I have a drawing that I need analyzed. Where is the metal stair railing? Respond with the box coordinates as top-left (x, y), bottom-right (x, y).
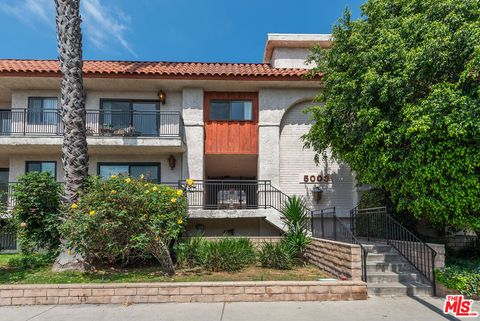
top-left (311, 207), bottom-right (369, 282)
top-left (350, 206), bottom-right (437, 294)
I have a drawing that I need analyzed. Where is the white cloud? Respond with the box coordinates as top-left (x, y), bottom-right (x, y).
top-left (0, 0), bottom-right (53, 28)
top-left (82, 0), bottom-right (136, 57)
top-left (0, 0), bottom-right (135, 57)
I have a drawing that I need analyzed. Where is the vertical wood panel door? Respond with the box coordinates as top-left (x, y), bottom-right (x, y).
top-left (204, 92), bottom-right (258, 155)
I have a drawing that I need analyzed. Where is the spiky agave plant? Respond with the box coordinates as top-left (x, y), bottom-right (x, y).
top-left (280, 196), bottom-right (311, 258)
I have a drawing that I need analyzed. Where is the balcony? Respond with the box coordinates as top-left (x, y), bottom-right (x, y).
top-left (0, 109), bottom-right (185, 152)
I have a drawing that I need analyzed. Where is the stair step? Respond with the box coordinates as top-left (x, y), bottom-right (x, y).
top-left (367, 272), bottom-right (418, 283)
top-left (366, 261), bottom-right (414, 273)
top-left (364, 244), bottom-right (393, 252)
top-left (366, 252), bottom-right (405, 262)
top-left (368, 282), bottom-right (432, 297)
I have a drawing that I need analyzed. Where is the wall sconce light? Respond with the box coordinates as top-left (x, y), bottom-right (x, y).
top-left (168, 155), bottom-right (176, 170)
top-left (312, 186), bottom-right (323, 204)
top-left (158, 90), bottom-right (166, 104)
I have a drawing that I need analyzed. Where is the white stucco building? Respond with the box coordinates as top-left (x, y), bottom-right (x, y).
top-left (0, 34), bottom-right (360, 237)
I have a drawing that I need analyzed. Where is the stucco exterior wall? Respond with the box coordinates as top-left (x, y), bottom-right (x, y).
top-left (279, 101), bottom-right (357, 215)
top-left (182, 88), bottom-right (204, 180)
top-left (186, 217), bottom-right (281, 237)
top-left (11, 89), bottom-right (182, 112)
top-left (7, 153), bottom-right (183, 183)
top-left (271, 48), bottom-right (315, 69)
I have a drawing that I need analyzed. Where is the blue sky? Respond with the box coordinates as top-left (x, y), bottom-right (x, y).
top-left (0, 0), bottom-right (364, 63)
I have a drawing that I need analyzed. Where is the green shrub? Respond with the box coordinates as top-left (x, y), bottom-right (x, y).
top-left (8, 253), bottom-right (56, 269)
top-left (12, 172), bottom-right (62, 254)
top-left (436, 259), bottom-right (480, 298)
top-left (174, 236), bottom-right (208, 268)
top-left (258, 241), bottom-right (294, 270)
top-left (280, 196), bottom-right (311, 258)
top-left (61, 176), bottom-right (188, 269)
top-left (201, 238), bottom-right (256, 272)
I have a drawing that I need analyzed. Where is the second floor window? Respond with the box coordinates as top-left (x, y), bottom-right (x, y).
top-left (210, 100), bottom-right (253, 121)
top-left (27, 97), bottom-right (58, 125)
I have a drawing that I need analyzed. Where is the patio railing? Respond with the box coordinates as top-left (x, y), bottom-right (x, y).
top-left (0, 109), bottom-right (184, 138)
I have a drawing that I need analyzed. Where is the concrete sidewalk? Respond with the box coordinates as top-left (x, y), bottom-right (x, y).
top-left (0, 297), bottom-right (477, 321)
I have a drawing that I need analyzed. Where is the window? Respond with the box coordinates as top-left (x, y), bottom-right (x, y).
top-left (98, 163), bottom-right (160, 182)
top-left (100, 100), bottom-right (159, 135)
top-left (210, 100), bottom-right (253, 121)
top-left (26, 161), bottom-right (57, 179)
top-left (27, 97), bottom-right (58, 124)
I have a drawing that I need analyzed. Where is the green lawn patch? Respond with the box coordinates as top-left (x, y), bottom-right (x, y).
top-left (0, 254), bottom-right (328, 284)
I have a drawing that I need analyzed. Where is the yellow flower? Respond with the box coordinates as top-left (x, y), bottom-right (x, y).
top-left (111, 175), bottom-right (116, 179)
top-left (186, 178), bottom-right (194, 186)
top-left (70, 203), bottom-right (78, 209)
top-left (171, 197), bottom-right (177, 203)
top-left (111, 190), bottom-right (117, 194)
top-left (67, 250), bottom-right (71, 256)
top-left (89, 210), bottom-right (96, 216)
top-left (125, 178), bottom-right (132, 183)
top-left (176, 189), bottom-right (183, 196)
top-left (177, 218), bottom-right (183, 225)
top-left (152, 186), bottom-right (158, 191)
top-left (145, 190), bottom-right (150, 194)
top-left (144, 183), bottom-right (149, 187)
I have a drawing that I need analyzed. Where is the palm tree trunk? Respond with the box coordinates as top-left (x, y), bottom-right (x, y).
top-left (52, 0), bottom-right (88, 272)
top-left (56, 0), bottom-right (88, 203)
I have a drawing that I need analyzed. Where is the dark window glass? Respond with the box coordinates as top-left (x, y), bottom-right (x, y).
top-left (209, 100), bottom-right (253, 121)
top-left (210, 101), bottom-right (230, 120)
top-left (99, 163), bottom-right (160, 182)
top-left (130, 165), bottom-right (158, 181)
top-left (99, 165), bottom-right (129, 178)
top-left (100, 100), bottom-right (159, 135)
top-left (27, 98), bottom-right (58, 124)
top-left (26, 161), bottom-right (57, 179)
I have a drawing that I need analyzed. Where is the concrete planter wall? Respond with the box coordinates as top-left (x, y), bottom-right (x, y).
top-left (305, 238), bottom-right (362, 281)
top-left (0, 281), bottom-right (367, 306)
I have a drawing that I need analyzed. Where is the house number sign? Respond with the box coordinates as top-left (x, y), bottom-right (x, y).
top-left (301, 174), bottom-right (331, 184)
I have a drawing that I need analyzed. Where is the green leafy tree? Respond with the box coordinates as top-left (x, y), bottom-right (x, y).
top-left (61, 176), bottom-right (188, 274)
top-left (304, 0), bottom-right (480, 234)
top-left (12, 172), bottom-right (62, 254)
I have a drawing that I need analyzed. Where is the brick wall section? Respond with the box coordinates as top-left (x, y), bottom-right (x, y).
top-left (305, 238), bottom-right (362, 281)
top-left (0, 281), bottom-right (367, 306)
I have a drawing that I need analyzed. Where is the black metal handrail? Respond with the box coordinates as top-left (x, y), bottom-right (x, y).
top-left (0, 109), bottom-right (184, 138)
top-left (350, 206), bottom-right (437, 293)
top-left (311, 208), bottom-right (368, 281)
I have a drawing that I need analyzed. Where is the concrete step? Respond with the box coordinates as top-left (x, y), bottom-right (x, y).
top-left (366, 261), bottom-right (414, 273)
top-left (366, 252), bottom-right (406, 263)
top-left (364, 244), bottom-right (395, 253)
top-left (367, 272), bottom-right (418, 283)
top-left (368, 282), bottom-right (432, 297)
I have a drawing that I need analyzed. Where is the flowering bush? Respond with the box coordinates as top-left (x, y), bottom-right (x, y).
top-left (61, 176), bottom-right (188, 273)
top-left (12, 172), bottom-right (62, 254)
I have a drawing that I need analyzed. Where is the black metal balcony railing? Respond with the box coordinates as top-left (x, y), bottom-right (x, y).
top-left (0, 109), bottom-right (184, 138)
top-left (180, 180), bottom-right (293, 211)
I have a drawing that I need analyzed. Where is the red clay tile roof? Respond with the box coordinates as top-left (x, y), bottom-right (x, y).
top-left (0, 59), bottom-right (319, 81)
